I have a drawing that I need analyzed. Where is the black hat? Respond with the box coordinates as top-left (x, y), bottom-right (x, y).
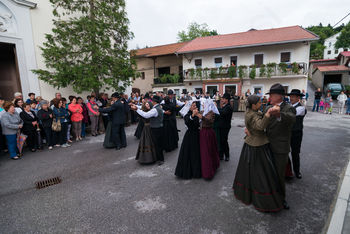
top-left (144, 93), bottom-right (150, 99)
top-left (152, 95), bottom-right (161, 103)
top-left (288, 89), bottom-right (305, 97)
top-left (222, 93), bottom-right (231, 100)
top-left (167, 89), bottom-right (174, 95)
top-left (266, 83), bottom-right (286, 95)
top-left (111, 92), bottom-right (120, 98)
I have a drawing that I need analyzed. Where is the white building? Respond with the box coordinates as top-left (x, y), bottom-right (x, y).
top-left (177, 25), bottom-right (319, 96)
top-left (0, 0), bottom-right (131, 101)
top-left (323, 32), bottom-right (349, 59)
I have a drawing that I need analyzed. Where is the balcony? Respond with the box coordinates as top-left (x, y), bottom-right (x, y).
top-left (152, 74), bottom-right (184, 87)
top-left (183, 62), bottom-right (308, 81)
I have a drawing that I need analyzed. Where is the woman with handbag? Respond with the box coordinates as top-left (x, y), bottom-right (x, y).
top-left (52, 99), bottom-right (71, 148)
top-left (37, 100), bottom-right (54, 150)
top-left (20, 103), bottom-right (39, 152)
top-left (1, 102), bottom-right (23, 160)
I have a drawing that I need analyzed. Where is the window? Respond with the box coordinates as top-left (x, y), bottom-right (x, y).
top-left (141, 72), bottom-right (145, 80)
top-left (335, 49), bottom-right (339, 54)
top-left (224, 85), bottom-right (237, 96)
top-left (254, 54), bottom-right (264, 67)
top-left (327, 50), bottom-right (331, 54)
top-left (195, 88), bottom-right (203, 94)
top-left (253, 87), bottom-right (262, 95)
top-left (174, 89), bottom-right (180, 97)
top-left (280, 52), bottom-right (291, 63)
top-left (230, 56), bottom-right (237, 66)
top-left (194, 59), bottom-right (202, 68)
top-left (182, 89), bottom-right (187, 94)
top-left (206, 85), bottom-right (218, 96)
top-left (329, 42), bottom-right (331, 47)
top-left (214, 57), bottom-right (223, 67)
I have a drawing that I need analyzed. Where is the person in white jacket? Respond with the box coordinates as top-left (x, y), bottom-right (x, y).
top-left (337, 91), bottom-right (347, 114)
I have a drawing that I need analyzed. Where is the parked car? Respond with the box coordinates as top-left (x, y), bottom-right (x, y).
top-left (323, 83), bottom-right (345, 98)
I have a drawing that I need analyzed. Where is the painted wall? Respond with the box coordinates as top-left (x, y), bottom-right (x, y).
top-left (182, 42), bottom-right (311, 70)
top-left (323, 33), bottom-right (349, 60)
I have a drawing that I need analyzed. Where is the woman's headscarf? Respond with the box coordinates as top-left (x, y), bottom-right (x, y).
top-left (203, 99), bottom-right (220, 116)
top-left (179, 100), bottom-right (193, 117)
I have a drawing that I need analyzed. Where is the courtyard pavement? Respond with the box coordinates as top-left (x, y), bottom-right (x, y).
top-left (0, 110), bottom-right (349, 234)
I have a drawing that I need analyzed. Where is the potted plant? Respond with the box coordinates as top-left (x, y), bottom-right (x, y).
top-left (278, 62), bottom-right (288, 74)
top-left (188, 68), bottom-right (195, 79)
top-left (259, 64), bottom-right (266, 77)
top-left (196, 67), bottom-right (203, 80)
top-left (266, 62), bottom-right (276, 78)
top-left (210, 68), bottom-right (217, 79)
top-left (238, 65), bottom-right (247, 79)
top-left (160, 75), bottom-right (168, 83)
top-left (249, 65), bottom-right (256, 79)
top-left (228, 65), bottom-right (237, 78)
top-left (292, 62), bottom-right (299, 74)
top-left (203, 67), bottom-right (209, 79)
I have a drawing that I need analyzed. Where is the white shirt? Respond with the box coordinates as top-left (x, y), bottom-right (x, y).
top-left (292, 102), bottom-right (306, 116)
top-left (337, 94), bottom-right (347, 103)
top-left (136, 104), bottom-right (159, 119)
top-left (160, 99), bottom-right (185, 106)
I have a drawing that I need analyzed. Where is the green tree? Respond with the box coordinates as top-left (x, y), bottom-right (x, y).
top-left (33, 0), bottom-right (136, 94)
top-left (177, 22), bottom-right (218, 42)
top-left (306, 23), bottom-right (344, 59)
top-left (335, 21), bottom-right (350, 49)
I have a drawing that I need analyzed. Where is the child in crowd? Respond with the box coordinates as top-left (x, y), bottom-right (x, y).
top-left (319, 98), bottom-right (324, 112)
top-left (324, 93), bottom-right (333, 114)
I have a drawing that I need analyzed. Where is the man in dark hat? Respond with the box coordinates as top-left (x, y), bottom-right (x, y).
top-left (264, 83), bottom-right (296, 209)
top-left (217, 92), bottom-right (233, 161)
top-left (287, 89), bottom-right (307, 179)
top-left (131, 96), bottom-right (165, 165)
top-left (99, 92), bottom-right (127, 150)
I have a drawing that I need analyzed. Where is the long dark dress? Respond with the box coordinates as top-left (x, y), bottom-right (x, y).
top-left (213, 114), bottom-right (221, 152)
top-left (136, 119), bottom-right (157, 164)
top-left (175, 112), bottom-right (201, 179)
top-left (134, 117), bottom-right (144, 139)
top-left (103, 120), bottom-right (116, 148)
top-left (200, 111), bottom-right (220, 180)
top-left (162, 100), bottom-right (179, 152)
top-left (233, 109), bottom-right (283, 212)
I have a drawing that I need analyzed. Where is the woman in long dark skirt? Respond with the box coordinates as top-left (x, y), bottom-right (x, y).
top-left (134, 93), bottom-right (151, 139)
top-left (175, 101), bottom-right (201, 179)
top-left (136, 102), bottom-right (157, 164)
top-left (162, 97), bottom-right (178, 152)
top-left (200, 100), bottom-right (220, 180)
top-left (103, 113), bottom-right (116, 148)
top-left (233, 95), bottom-right (283, 212)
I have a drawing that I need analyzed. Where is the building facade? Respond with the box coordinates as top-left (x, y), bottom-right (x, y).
top-left (323, 32), bottom-right (349, 60)
top-left (0, 0), bottom-right (131, 101)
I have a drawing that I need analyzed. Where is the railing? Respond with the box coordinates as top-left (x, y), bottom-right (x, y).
top-left (183, 62), bottom-right (308, 80)
top-left (153, 74), bottom-right (184, 85)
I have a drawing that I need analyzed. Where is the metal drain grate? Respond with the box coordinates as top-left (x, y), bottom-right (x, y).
top-left (35, 177), bottom-right (62, 189)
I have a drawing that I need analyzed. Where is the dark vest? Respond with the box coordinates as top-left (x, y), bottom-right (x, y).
top-left (150, 105), bottom-right (163, 128)
top-left (292, 102), bottom-right (307, 132)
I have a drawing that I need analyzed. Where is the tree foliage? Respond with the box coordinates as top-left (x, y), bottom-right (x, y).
top-left (177, 22), bottom-right (218, 42)
top-left (335, 21), bottom-right (350, 49)
top-left (306, 23), bottom-right (344, 59)
top-left (33, 0), bottom-right (136, 94)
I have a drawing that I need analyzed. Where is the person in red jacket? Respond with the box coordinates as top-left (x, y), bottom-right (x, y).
top-left (68, 97), bottom-right (83, 141)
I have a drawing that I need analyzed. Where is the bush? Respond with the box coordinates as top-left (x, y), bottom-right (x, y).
top-left (259, 64), bottom-right (266, 77)
top-left (249, 65), bottom-right (256, 79)
top-left (228, 66), bottom-right (237, 77)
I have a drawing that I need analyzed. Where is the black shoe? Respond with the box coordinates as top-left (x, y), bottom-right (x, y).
top-left (283, 200), bottom-right (290, 210)
top-left (219, 157), bottom-right (224, 161)
top-left (158, 161), bottom-right (164, 166)
top-left (295, 172), bottom-right (302, 179)
top-left (115, 147), bottom-right (121, 150)
top-left (225, 157), bottom-right (230, 161)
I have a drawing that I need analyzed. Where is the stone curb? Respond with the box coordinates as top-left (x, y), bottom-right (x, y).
top-left (327, 159), bottom-right (350, 234)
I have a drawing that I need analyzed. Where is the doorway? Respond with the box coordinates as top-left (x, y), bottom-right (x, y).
top-left (324, 74), bottom-right (342, 87)
top-left (0, 42), bottom-right (21, 100)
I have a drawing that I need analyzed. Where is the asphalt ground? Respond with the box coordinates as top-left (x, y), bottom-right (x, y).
top-left (0, 111), bottom-right (349, 234)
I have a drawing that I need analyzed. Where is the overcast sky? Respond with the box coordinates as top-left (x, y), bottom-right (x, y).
top-left (125, 0), bottom-right (350, 49)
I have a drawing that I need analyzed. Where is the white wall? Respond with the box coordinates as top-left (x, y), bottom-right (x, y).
top-left (323, 33), bottom-right (349, 59)
top-left (182, 42), bottom-right (311, 70)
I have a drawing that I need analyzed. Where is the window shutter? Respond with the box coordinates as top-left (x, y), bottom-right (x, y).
top-left (254, 54), bottom-right (263, 67)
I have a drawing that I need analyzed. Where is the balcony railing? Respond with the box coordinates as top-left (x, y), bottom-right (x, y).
top-left (183, 62), bottom-right (308, 80)
top-left (153, 74), bottom-right (184, 85)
